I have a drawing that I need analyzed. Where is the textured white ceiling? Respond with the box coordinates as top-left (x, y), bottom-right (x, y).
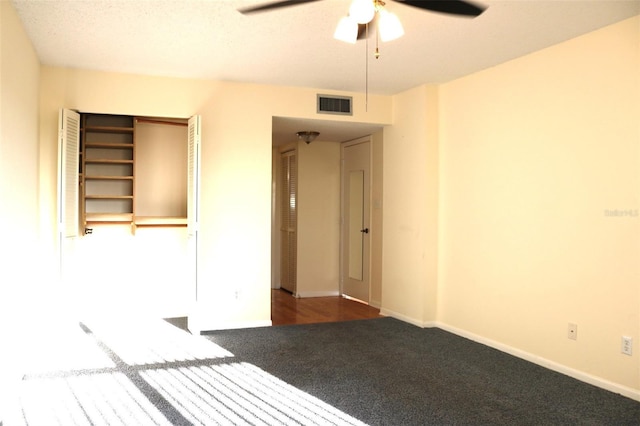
top-left (11, 0), bottom-right (640, 144)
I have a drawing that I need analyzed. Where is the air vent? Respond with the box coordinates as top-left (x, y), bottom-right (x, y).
top-left (317, 94), bottom-right (352, 116)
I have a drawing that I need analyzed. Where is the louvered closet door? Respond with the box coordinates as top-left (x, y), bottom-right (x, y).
top-left (59, 109), bottom-right (80, 238)
top-left (187, 115), bottom-right (201, 302)
top-left (187, 116), bottom-right (201, 236)
top-left (57, 108), bottom-right (80, 287)
top-left (280, 150), bottom-right (297, 293)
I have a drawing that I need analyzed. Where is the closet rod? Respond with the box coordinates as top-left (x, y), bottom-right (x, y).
top-left (136, 118), bottom-right (188, 127)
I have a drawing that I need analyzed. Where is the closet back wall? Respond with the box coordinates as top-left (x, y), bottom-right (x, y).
top-left (135, 119), bottom-right (188, 218)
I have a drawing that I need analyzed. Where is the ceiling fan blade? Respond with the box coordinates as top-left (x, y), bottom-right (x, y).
top-left (238, 0), bottom-right (323, 14)
top-left (395, 0), bottom-right (486, 17)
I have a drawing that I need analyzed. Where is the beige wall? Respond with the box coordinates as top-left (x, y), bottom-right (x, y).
top-left (0, 0), bottom-right (41, 416)
top-left (381, 85), bottom-right (439, 324)
top-left (370, 130), bottom-right (384, 308)
top-left (437, 17), bottom-right (639, 394)
top-left (0, 2), bottom-right (41, 315)
top-left (296, 140), bottom-right (341, 297)
top-left (378, 16), bottom-right (639, 398)
top-left (1, 1), bottom-right (41, 282)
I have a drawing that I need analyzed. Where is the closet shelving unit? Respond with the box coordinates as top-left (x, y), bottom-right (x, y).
top-left (79, 113), bottom-right (189, 234)
top-left (81, 113), bottom-right (136, 233)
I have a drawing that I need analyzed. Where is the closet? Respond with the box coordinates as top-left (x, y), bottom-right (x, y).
top-left (58, 109), bottom-right (201, 318)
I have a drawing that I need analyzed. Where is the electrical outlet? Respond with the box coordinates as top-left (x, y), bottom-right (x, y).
top-left (568, 323), bottom-right (577, 340)
top-left (622, 336), bottom-right (632, 356)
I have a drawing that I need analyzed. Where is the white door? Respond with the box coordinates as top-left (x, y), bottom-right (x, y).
top-left (341, 137), bottom-right (371, 302)
top-left (58, 109), bottom-right (80, 286)
top-left (280, 149), bottom-right (297, 293)
top-left (187, 115), bottom-right (202, 303)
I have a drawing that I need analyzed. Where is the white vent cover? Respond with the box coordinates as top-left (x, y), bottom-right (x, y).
top-left (317, 94), bottom-right (352, 115)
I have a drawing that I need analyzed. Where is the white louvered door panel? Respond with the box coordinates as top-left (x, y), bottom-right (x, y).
top-left (187, 115), bottom-right (201, 236)
top-left (187, 115), bottom-right (201, 304)
top-left (58, 109), bottom-right (80, 238)
top-left (280, 150), bottom-right (297, 293)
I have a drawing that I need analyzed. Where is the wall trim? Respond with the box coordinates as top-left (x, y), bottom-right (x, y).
top-left (296, 290), bottom-right (340, 298)
top-left (190, 319), bottom-right (272, 335)
top-left (436, 322), bottom-right (640, 403)
top-left (378, 310), bottom-right (640, 402)
top-left (379, 307), bottom-right (437, 328)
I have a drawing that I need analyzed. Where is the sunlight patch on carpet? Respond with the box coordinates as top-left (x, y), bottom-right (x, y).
top-left (7, 316), bottom-right (368, 426)
top-left (82, 315), bottom-right (234, 365)
top-left (16, 372), bottom-right (172, 426)
top-left (19, 322), bottom-right (115, 376)
top-left (141, 362), bottom-right (367, 426)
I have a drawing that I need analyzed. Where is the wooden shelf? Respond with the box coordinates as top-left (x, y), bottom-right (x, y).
top-left (85, 213), bottom-right (133, 223)
top-left (84, 126), bottom-right (134, 133)
top-left (84, 175), bottom-right (133, 180)
top-left (85, 195), bottom-right (133, 199)
top-left (134, 216), bottom-right (188, 227)
top-left (85, 159), bottom-right (134, 164)
top-left (85, 142), bottom-right (133, 149)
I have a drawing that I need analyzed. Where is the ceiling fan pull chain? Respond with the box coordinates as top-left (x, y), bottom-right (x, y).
top-left (365, 23), bottom-right (369, 112)
top-left (375, 21), bottom-right (381, 59)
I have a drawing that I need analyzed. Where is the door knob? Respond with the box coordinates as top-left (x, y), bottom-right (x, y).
top-left (360, 228), bottom-right (369, 234)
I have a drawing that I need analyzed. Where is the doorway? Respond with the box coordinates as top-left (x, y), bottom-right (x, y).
top-left (270, 117), bottom-right (382, 318)
top-left (341, 137), bottom-right (371, 303)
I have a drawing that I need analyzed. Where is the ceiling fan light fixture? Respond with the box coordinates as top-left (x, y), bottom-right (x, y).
top-left (296, 131), bottom-right (320, 144)
top-left (349, 0), bottom-right (375, 24)
top-left (334, 16), bottom-right (358, 43)
top-left (378, 9), bottom-right (404, 42)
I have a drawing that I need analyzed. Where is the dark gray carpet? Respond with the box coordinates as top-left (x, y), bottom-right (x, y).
top-left (204, 317), bottom-right (640, 426)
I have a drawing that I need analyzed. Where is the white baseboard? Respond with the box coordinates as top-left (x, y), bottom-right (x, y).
top-left (377, 310), bottom-right (640, 402)
top-left (379, 307), bottom-right (438, 328)
top-left (189, 319), bottom-right (272, 334)
top-left (295, 290), bottom-right (340, 298)
top-left (436, 322), bottom-right (640, 403)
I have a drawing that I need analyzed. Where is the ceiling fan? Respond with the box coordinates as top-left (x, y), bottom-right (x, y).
top-left (239, 0), bottom-right (487, 44)
top-left (239, 0), bottom-right (486, 108)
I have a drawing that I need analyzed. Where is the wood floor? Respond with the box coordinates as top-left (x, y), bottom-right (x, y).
top-left (271, 289), bottom-right (381, 326)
